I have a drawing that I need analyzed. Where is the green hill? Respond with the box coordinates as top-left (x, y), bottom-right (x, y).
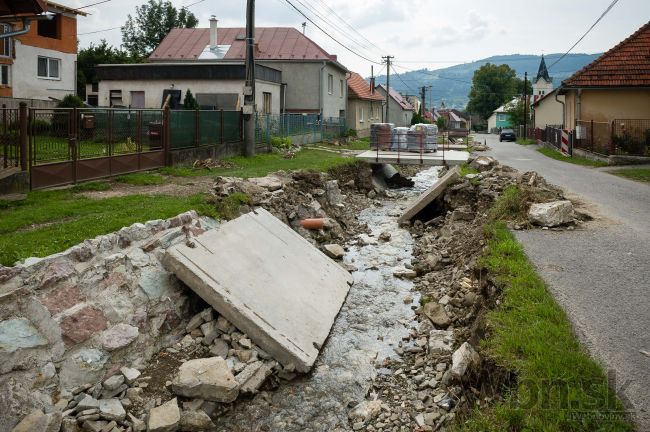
top-left (374, 53), bottom-right (601, 109)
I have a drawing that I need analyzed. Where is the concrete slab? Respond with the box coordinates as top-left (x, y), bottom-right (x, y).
top-left (356, 150), bottom-right (469, 166)
top-left (397, 167), bottom-right (460, 224)
top-left (163, 208), bottom-right (353, 372)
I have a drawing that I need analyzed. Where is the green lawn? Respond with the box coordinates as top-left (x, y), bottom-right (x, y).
top-left (458, 212), bottom-right (633, 430)
top-left (313, 137), bottom-right (371, 151)
top-left (163, 149), bottom-right (353, 179)
top-left (537, 147), bottom-right (608, 167)
top-left (0, 191), bottom-right (217, 266)
top-left (607, 167), bottom-right (650, 183)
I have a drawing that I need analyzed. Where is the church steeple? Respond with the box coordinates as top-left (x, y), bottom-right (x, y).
top-left (536, 55), bottom-right (551, 83)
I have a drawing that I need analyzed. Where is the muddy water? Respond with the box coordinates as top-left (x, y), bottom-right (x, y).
top-left (216, 167), bottom-right (442, 432)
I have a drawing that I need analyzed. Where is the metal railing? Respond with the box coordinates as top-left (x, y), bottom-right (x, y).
top-left (575, 120), bottom-right (612, 156)
top-left (255, 113), bottom-right (346, 147)
top-left (1, 106), bottom-right (19, 169)
top-left (611, 119), bottom-right (650, 156)
top-left (370, 129), bottom-right (444, 165)
top-left (169, 109), bottom-right (242, 150)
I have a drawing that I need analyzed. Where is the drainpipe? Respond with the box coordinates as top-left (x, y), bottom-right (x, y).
top-left (0, 19), bottom-right (33, 39)
top-left (555, 88), bottom-right (566, 129)
top-left (576, 88), bottom-right (582, 127)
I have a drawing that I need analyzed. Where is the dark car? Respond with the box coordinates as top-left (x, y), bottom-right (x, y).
top-left (499, 129), bottom-right (516, 142)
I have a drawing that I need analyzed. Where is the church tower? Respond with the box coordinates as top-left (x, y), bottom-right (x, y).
top-left (532, 55), bottom-right (554, 101)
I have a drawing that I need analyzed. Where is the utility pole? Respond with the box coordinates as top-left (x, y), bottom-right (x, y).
top-left (382, 56), bottom-right (394, 123)
top-left (302, 22), bottom-right (306, 34)
top-left (243, 0), bottom-right (256, 156)
top-left (523, 71), bottom-right (528, 139)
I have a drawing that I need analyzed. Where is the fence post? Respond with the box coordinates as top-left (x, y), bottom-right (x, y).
top-left (590, 120), bottom-right (594, 153)
top-left (610, 120), bottom-right (615, 155)
top-left (19, 102), bottom-right (28, 171)
top-left (71, 107), bottom-right (77, 184)
top-left (194, 109), bottom-right (200, 147)
top-left (220, 109), bottom-right (224, 145)
top-left (163, 106), bottom-right (170, 166)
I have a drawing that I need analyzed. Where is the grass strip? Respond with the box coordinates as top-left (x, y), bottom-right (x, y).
top-left (537, 147), bottom-right (608, 167)
top-left (0, 191), bottom-right (216, 266)
top-left (457, 219), bottom-right (633, 431)
top-left (607, 167), bottom-right (650, 183)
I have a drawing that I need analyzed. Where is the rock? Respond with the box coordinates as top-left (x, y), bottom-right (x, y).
top-left (348, 400), bottom-right (382, 423)
top-left (119, 367), bottom-right (141, 385)
top-left (462, 292), bottom-right (478, 307)
top-left (215, 316), bottom-right (234, 334)
top-left (325, 180), bottom-right (344, 206)
top-left (39, 261), bottom-right (75, 289)
top-left (60, 305), bottom-right (108, 346)
top-left (209, 339), bottom-right (229, 358)
top-left (323, 244), bottom-right (345, 259)
top-left (147, 398), bottom-right (180, 432)
top-left (98, 398), bottom-right (125, 421)
top-left (469, 156), bottom-right (497, 172)
top-left (128, 413), bottom-right (146, 432)
top-left (528, 200), bottom-right (574, 227)
top-left (76, 395), bottom-right (100, 411)
top-left (60, 417), bottom-right (79, 432)
top-left (200, 320), bottom-right (219, 345)
top-left (0, 318), bottom-right (48, 352)
top-left (100, 323), bottom-right (139, 351)
top-left (451, 342), bottom-right (481, 380)
top-left (171, 357), bottom-right (239, 403)
top-left (249, 176), bottom-right (283, 191)
top-left (379, 231), bottom-right (391, 241)
top-left (429, 330), bottom-right (454, 355)
top-left (236, 361), bottom-right (273, 394)
top-left (422, 303), bottom-right (451, 328)
top-left (11, 409), bottom-right (61, 432)
top-left (179, 410), bottom-right (215, 431)
top-left (451, 206), bottom-right (474, 221)
top-left (103, 374), bottom-right (125, 391)
top-left (393, 268), bottom-right (417, 279)
top-left (80, 420), bottom-right (106, 432)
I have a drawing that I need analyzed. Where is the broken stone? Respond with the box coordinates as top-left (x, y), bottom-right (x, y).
top-left (76, 395), bottom-right (100, 411)
top-left (199, 320), bottom-right (219, 345)
top-left (215, 316), bottom-right (234, 334)
top-left (528, 200), bottom-right (574, 227)
top-left (393, 268), bottom-right (417, 279)
top-left (128, 413), bottom-right (146, 432)
top-left (235, 361), bottom-right (273, 394)
top-left (171, 357), bottom-right (239, 403)
top-left (379, 231), bottom-right (391, 241)
top-left (422, 303), bottom-right (451, 328)
top-left (325, 180), bottom-right (344, 206)
top-left (0, 318), bottom-right (48, 353)
top-left (348, 400), bottom-right (382, 423)
top-left (323, 244), bottom-right (345, 259)
top-left (98, 398), bottom-right (125, 421)
top-left (147, 398), bottom-right (180, 432)
top-left (179, 410), bottom-right (215, 431)
top-left (60, 306), bottom-right (108, 346)
top-left (185, 313), bottom-right (205, 333)
top-left (100, 323), bottom-right (139, 351)
top-left (119, 367), bottom-right (141, 385)
top-left (11, 409), bottom-right (61, 432)
top-left (451, 342), bottom-right (481, 380)
top-left (102, 374), bottom-right (125, 391)
top-left (209, 339), bottom-right (229, 358)
top-left (469, 156), bottom-right (497, 172)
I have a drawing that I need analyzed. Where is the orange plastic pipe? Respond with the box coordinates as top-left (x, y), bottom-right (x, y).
top-left (300, 218), bottom-right (325, 230)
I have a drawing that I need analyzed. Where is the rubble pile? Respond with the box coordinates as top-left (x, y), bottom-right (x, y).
top-left (353, 159), bottom-right (577, 431)
top-left (191, 158), bottom-right (237, 170)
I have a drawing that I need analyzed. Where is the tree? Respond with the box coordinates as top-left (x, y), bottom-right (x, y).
top-left (183, 89), bottom-right (199, 109)
top-left (411, 112), bottom-right (424, 125)
top-left (504, 98), bottom-right (530, 131)
top-left (467, 63), bottom-right (522, 120)
top-left (436, 116), bottom-right (448, 131)
top-left (121, 0), bottom-right (198, 59)
top-left (77, 40), bottom-right (134, 98)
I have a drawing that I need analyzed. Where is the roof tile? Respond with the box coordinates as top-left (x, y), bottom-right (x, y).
top-left (347, 72), bottom-right (384, 101)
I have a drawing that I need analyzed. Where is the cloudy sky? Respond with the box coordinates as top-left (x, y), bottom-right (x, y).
top-left (72, 0), bottom-right (648, 75)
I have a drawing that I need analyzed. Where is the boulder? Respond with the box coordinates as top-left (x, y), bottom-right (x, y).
top-left (323, 244), bottom-right (345, 260)
top-left (171, 357), bottom-right (239, 403)
top-left (451, 342), bottom-right (481, 380)
top-left (98, 398), bottom-right (125, 421)
top-left (147, 398), bottom-right (180, 432)
top-left (422, 302), bottom-right (451, 328)
top-left (11, 410), bottom-right (61, 432)
top-left (528, 200), bottom-right (574, 227)
top-left (469, 156), bottom-right (497, 172)
top-left (179, 410), bottom-right (215, 431)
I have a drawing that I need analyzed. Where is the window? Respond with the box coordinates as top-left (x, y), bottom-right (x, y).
top-left (109, 90), bottom-right (122, 107)
top-left (0, 65), bottom-right (8, 85)
top-left (130, 91), bottom-right (145, 108)
top-left (340, 79), bottom-right (344, 98)
top-left (91, 82), bottom-right (99, 92)
top-left (327, 74), bottom-right (333, 95)
top-left (37, 15), bottom-right (60, 39)
top-left (263, 92), bottom-right (272, 114)
top-left (37, 56), bottom-right (60, 79)
top-left (497, 113), bottom-right (507, 121)
top-left (87, 95), bottom-right (98, 106)
top-left (358, 106), bottom-right (364, 122)
top-left (0, 24), bottom-right (12, 57)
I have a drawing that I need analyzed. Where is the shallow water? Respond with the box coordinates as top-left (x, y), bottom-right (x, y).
top-left (216, 167), bottom-right (441, 432)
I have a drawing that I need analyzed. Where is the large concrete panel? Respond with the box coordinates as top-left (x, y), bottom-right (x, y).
top-left (163, 208), bottom-right (353, 372)
top-left (398, 167), bottom-right (460, 224)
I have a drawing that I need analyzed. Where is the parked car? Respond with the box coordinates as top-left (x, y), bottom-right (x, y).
top-left (499, 129), bottom-right (516, 142)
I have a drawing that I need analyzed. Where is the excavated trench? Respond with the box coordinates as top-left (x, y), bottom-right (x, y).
top-left (214, 168), bottom-right (442, 431)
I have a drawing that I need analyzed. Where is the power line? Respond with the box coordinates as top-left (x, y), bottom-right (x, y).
top-left (78, 26), bottom-right (122, 36)
top-left (281, 0), bottom-right (382, 65)
top-left (391, 64), bottom-right (416, 94)
top-left (75, 0), bottom-right (113, 9)
top-left (547, 0), bottom-right (620, 70)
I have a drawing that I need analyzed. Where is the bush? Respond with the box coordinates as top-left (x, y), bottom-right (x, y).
top-left (345, 128), bottom-right (358, 138)
top-left (613, 131), bottom-right (647, 155)
top-left (270, 135), bottom-right (292, 149)
top-left (57, 94), bottom-right (84, 108)
top-left (436, 116), bottom-right (448, 131)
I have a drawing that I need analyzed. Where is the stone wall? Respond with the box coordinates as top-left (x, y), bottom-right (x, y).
top-left (0, 211), bottom-right (218, 431)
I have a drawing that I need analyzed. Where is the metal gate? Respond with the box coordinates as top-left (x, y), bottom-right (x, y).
top-left (29, 108), bottom-right (167, 190)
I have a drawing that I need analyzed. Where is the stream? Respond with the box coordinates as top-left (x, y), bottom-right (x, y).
top-left (216, 167), bottom-right (442, 432)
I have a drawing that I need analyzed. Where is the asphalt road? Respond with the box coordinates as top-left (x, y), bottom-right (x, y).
top-left (478, 134), bottom-right (650, 430)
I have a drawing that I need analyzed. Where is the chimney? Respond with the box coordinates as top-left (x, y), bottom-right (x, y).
top-left (209, 16), bottom-right (218, 49)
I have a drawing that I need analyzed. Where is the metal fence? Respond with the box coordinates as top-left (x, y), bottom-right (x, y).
top-left (1, 107), bottom-right (19, 169)
top-left (575, 120), bottom-right (612, 156)
top-left (169, 109), bottom-right (242, 150)
top-left (611, 119), bottom-right (650, 156)
top-left (255, 113), bottom-right (346, 147)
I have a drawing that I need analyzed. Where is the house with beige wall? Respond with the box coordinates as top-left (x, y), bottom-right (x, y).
top-left (532, 88), bottom-right (565, 128)
top-left (346, 72), bottom-right (383, 137)
top-left (558, 21), bottom-right (650, 127)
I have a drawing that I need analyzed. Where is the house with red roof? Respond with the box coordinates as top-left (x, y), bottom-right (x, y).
top-left (346, 72), bottom-right (383, 137)
top-left (558, 21), bottom-right (650, 127)
top-left (375, 84), bottom-right (414, 127)
top-left (89, 18), bottom-right (348, 118)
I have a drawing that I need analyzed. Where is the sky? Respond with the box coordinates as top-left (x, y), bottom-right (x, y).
top-left (71, 0), bottom-right (649, 76)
